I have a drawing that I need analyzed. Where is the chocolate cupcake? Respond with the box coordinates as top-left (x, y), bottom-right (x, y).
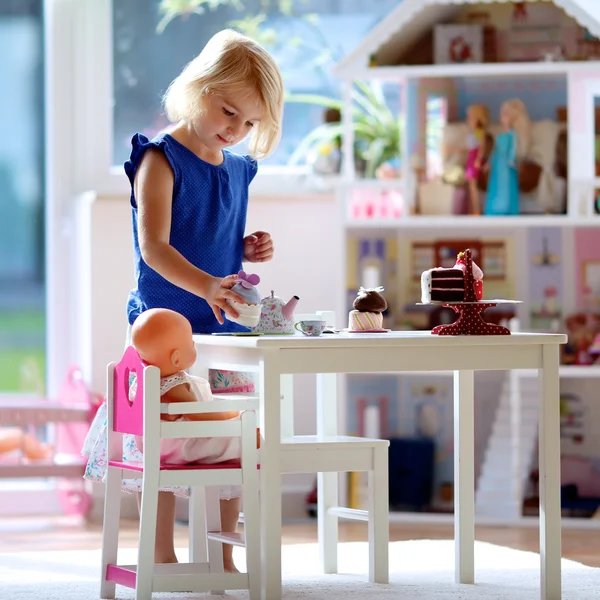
top-left (348, 286), bottom-right (388, 331)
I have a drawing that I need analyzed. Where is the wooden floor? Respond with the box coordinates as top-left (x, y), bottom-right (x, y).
top-left (0, 516), bottom-right (598, 568)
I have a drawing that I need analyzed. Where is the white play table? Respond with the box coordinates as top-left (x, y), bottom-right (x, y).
top-left (192, 330), bottom-right (566, 600)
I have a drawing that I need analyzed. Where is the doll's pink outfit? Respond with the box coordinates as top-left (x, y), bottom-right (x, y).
top-left (132, 371), bottom-right (243, 465)
top-left (465, 129), bottom-right (484, 180)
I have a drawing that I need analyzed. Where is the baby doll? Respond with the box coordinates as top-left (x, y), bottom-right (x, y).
top-left (465, 103), bottom-right (490, 215)
top-left (485, 98), bottom-right (531, 216)
top-left (130, 307), bottom-right (260, 464)
top-left (0, 428), bottom-right (53, 460)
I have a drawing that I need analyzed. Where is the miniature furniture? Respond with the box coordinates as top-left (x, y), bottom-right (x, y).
top-left (0, 365), bottom-right (98, 516)
top-left (100, 346), bottom-right (261, 600)
top-left (193, 329), bottom-right (566, 600)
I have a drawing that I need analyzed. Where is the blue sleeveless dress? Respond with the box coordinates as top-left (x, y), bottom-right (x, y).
top-left (124, 133), bottom-right (258, 333)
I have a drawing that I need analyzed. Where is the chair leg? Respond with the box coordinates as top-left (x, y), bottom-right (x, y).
top-left (318, 471), bottom-right (339, 574)
top-left (205, 486), bottom-right (224, 595)
top-left (242, 472), bottom-right (261, 599)
top-left (368, 447), bottom-right (389, 584)
top-left (189, 486), bottom-right (208, 563)
top-left (135, 478), bottom-right (160, 600)
top-left (100, 468), bottom-right (123, 599)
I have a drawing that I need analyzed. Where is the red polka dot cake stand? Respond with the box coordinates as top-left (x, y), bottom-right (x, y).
top-left (428, 249), bottom-right (521, 336)
top-left (432, 301), bottom-right (514, 336)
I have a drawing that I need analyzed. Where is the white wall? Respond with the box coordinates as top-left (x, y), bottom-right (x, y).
top-left (76, 191), bottom-right (343, 517)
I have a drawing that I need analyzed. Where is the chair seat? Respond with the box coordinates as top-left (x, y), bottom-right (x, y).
top-left (108, 459), bottom-right (241, 472)
top-left (281, 434), bottom-right (389, 448)
top-left (279, 435), bottom-right (389, 474)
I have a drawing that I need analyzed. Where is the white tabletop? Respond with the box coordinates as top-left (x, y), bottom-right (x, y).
top-left (193, 330), bottom-right (567, 349)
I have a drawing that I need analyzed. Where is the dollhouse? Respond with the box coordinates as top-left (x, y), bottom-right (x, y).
top-left (331, 0), bottom-right (600, 525)
top-left (332, 0), bottom-right (600, 221)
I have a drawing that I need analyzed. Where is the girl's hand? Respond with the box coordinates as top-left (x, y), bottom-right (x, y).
top-left (205, 274), bottom-right (247, 324)
top-left (243, 231), bottom-right (274, 263)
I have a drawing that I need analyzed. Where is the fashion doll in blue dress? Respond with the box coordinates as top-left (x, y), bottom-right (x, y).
top-left (485, 98), bottom-right (531, 216)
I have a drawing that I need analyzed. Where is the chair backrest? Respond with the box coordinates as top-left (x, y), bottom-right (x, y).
top-left (109, 345), bottom-right (158, 437)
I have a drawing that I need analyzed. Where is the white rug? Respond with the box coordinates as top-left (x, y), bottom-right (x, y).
top-left (0, 540), bottom-right (597, 599)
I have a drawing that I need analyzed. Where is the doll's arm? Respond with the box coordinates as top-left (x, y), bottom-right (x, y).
top-left (162, 384), bottom-right (241, 421)
top-left (509, 131), bottom-right (517, 168)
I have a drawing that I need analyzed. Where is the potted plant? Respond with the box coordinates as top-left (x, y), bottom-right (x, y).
top-left (286, 81), bottom-right (402, 179)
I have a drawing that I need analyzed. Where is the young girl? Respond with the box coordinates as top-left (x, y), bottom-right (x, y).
top-left (82, 29), bottom-right (284, 571)
top-left (465, 103), bottom-right (490, 215)
top-left (484, 98), bottom-right (531, 216)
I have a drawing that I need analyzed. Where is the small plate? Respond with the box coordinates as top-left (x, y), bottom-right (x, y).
top-left (211, 332), bottom-right (263, 336)
top-left (344, 328), bottom-right (391, 334)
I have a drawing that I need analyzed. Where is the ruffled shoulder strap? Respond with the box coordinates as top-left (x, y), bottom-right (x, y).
top-left (243, 154), bottom-right (258, 184)
top-left (128, 370), bottom-right (189, 401)
top-left (159, 371), bottom-right (189, 395)
top-left (124, 133), bottom-right (180, 207)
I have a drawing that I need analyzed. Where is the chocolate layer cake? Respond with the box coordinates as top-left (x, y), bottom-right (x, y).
top-left (421, 268), bottom-right (465, 303)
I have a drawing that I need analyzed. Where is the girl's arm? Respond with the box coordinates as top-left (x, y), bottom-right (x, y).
top-left (134, 150), bottom-right (245, 322)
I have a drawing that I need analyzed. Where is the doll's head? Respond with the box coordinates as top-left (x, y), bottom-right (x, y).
top-left (131, 308), bottom-right (197, 376)
top-left (162, 29), bottom-right (284, 160)
top-left (467, 104), bottom-right (490, 131)
top-left (499, 98), bottom-right (531, 157)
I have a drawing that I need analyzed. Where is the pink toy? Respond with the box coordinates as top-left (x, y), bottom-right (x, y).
top-left (0, 365), bottom-right (99, 516)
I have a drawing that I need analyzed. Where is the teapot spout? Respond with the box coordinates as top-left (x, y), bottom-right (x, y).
top-left (282, 295), bottom-right (300, 321)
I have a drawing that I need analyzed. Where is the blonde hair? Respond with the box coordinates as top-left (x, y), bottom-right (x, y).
top-left (467, 103), bottom-right (490, 129)
top-left (163, 29), bottom-right (284, 159)
top-left (501, 98), bottom-right (531, 159)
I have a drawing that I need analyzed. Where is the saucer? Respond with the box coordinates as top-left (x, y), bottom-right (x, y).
top-left (344, 328), bottom-right (390, 334)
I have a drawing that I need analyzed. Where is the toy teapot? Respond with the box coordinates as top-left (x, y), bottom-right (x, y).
top-left (252, 291), bottom-right (300, 335)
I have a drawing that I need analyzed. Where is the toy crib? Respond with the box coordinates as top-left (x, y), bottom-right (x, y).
top-left (0, 365), bottom-right (101, 516)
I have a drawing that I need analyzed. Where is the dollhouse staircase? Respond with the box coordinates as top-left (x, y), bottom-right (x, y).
top-left (475, 371), bottom-right (539, 520)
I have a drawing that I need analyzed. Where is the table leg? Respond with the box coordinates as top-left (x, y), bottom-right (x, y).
top-left (259, 358), bottom-right (283, 600)
top-left (538, 345), bottom-right (562, 600)
top-left (454, 370), bottom-right (475, 584)
top-left (316, 373), bottom-right (339, 574)
top-left (188, 355), bottom-right (210, 563)
top-left (280, 374), bottom-right (294, 438)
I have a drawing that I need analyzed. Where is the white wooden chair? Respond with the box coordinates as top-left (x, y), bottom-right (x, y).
top-left (99, 346), bottom-right (260, 600)
top-left (279, 310), bottom-right (390, 584)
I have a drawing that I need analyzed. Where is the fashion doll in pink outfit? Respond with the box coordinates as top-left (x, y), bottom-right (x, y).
top-left (465, 103), bottom-right (490, 215)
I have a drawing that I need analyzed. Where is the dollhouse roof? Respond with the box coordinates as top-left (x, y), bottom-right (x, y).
top-left (333, 0), bottom-right (600, 77)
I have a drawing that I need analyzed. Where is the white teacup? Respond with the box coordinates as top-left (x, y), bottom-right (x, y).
top-left (295, 319), bottom-right (327, 337)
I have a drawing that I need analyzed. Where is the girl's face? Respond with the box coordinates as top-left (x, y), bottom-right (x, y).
top-left (192, 89), bottom-right (263, 156)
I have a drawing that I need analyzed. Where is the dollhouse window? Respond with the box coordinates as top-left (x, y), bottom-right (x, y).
top-left (425, 94), bottom-right (448, 180)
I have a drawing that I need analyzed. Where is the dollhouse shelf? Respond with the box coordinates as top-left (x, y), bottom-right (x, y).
top-left (344, 215), bottom-right (600, 229)
top-left (349, 60), bottom-right (600, 81)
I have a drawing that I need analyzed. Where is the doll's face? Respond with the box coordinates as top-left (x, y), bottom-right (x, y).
top-left (500, 105), bottom-right (513, 129)
top-left (467, 110), bottom-right (478, 129)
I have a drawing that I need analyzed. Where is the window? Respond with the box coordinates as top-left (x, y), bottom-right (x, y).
top-left (0, 1), bottom-right (45, 394)
top-left (112, 0), bottom-right (400, 169)
top-left (425, 94), bottom-right (447, 181)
